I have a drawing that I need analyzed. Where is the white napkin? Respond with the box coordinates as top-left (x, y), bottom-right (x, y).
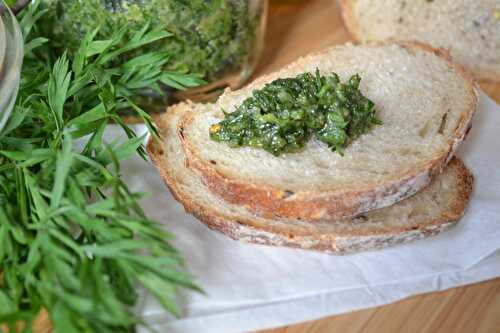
top-left (117, 92), bottom-right (500, 333)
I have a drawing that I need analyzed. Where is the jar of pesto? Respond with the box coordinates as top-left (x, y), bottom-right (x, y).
top-left (0, 0), bottom-right (23, 132)
top-left (41, 0), bottom-right (268, 113)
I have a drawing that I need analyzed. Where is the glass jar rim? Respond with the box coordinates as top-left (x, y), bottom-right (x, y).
top-left (0, 0), bottom-right (24, 132)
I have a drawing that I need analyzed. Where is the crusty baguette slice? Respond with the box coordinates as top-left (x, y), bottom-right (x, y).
top-left (178, 42), bottom-right (477, 221)
top-left (147, 105), bottom-right (474, 254)
top-left (339, 0), bottom-right (500, 82)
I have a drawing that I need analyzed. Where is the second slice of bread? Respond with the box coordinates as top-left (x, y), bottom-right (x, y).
top-left (178, 42), bottom-right (477, 221)
top-left (148, 105), bottom-right (474, 254)
top-left (339, 0), bottom-right (500, 82)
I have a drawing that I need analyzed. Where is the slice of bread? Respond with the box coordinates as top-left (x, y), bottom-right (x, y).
top-left (339, 0), bottom-right (500, 82)
top-left (177, 42), bottom-right (477, 221)
top-left (147, 105), bottom-right (474, 254)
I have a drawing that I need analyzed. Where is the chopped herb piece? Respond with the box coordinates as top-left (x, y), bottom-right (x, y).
top-left (210, 69), bottom-right (381, 156)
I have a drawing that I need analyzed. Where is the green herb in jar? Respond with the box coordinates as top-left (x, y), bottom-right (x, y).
top-left (209, 69), bottom-right (381, 156)
top-left (40, 0), bottom-right (259, 82)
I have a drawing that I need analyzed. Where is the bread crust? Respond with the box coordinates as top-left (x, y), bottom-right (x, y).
top-left (338, 0), bottom-right (500, 82)
top-left (338, 0), bottom-right (362, 43)
top-left (147, 106), bottom-right (474, 254)
top-left (178, 41), bottom-right (478, 222)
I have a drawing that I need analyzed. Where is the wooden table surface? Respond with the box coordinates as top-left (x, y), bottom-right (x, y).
top-left (253, 1), bottom-right (500, 332)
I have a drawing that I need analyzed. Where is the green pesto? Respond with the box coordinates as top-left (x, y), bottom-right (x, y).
top-left (210, 69), bottom-right (381, 156)
top-left (40, 0), bottom-right (258, 81)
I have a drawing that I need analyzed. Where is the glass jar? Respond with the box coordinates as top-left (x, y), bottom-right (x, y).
top-left (0, 0), bottom-right (23, 131)
top-left (41, 0), bottom-right (269, 114)
top-left (170, 0), bottom-right (269, 104)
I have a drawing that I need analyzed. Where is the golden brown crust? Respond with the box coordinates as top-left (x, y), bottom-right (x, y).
top-left (338, 0), bottom-right (362, 43)
top-left (177, 41), bottom-right (478, 221)
top-left (443, 158), bottom-right (474, 221)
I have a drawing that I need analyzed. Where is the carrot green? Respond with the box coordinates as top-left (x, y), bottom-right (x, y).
top-left (0, 1), bottom-right (201, 332)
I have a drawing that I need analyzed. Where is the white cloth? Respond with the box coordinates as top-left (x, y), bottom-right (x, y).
top-left (118, 92), bottom-right (500, 333)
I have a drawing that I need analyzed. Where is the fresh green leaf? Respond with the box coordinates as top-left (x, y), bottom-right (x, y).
top-left (50, 134), bottom-right (73, 209)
